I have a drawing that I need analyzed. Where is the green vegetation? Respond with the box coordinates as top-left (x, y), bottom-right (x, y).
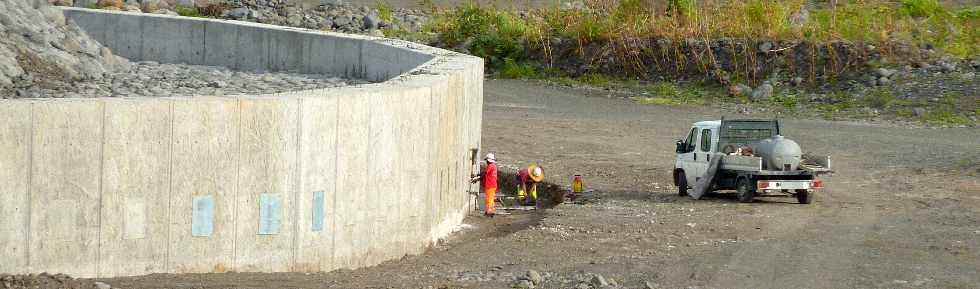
top-left (861, 89), bottom-right (897, 109)
top-left (769, 93), bottom-right (799, 111)
top-left (900, 0), bottom-right (944, 18)
top-left (499, 59), bottom-right (540, 79)
top-left (632, 82), bottom-right (707, 106)
top-left (175, 5), bottom-right (202, 17)
top-left (430, 5), bottom-right (531, 70)
top-left (920, 110), bottom-right (974, 126)
top-left (424, 0), bottom-right (979, 68)
top-left (375, 0), bottom-right (394, 22)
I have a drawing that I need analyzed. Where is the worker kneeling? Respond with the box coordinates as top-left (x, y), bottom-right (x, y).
top-left (516, 163), bottom-right (544, 206)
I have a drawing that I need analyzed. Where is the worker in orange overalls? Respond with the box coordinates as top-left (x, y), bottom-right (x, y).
top-left (471, 153), bottom-right (498, 217)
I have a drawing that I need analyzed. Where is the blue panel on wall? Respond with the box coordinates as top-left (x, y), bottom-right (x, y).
top-left (191, 195), bottom-right (214, 237)
top-left (258, 193), bottom-right (282, 235)
top-left (312, 191), bottom-right (325, 232)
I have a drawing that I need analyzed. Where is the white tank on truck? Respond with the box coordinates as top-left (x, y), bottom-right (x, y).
top-left (750, 135), bottom-right (802, 171)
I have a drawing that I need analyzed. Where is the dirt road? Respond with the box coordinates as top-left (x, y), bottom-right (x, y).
top-left (95, 79), bottom-right (980, 289)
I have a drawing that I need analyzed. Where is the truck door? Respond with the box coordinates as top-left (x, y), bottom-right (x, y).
top-left (677, 127), bottom-right (698, 185)
top-left (690, 127), bottom-right (714, 183)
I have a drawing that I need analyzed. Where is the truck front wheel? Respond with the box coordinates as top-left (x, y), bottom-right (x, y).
top-left (676, 171), bottom-right (688, 196)
top-left (736, 178), bottom-right (754, 203)
top-left (796, 189), bottom-right (812, 204)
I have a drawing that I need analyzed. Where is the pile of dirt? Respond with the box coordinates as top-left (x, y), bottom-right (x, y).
top-left (0, 273), bottom-right (102, 289)
top-left (0, 0), bottom-right (128, 97)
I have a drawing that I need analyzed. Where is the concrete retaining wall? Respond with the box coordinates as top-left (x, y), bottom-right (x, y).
top-left (0, 9), bottom-right (483, 278)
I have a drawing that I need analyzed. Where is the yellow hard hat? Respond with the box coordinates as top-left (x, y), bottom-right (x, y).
top-left (527, 163), bottom-right (544, 182)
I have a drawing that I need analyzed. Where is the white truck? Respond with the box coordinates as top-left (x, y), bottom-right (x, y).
top-left (673, 119), bottom-right (831, 204)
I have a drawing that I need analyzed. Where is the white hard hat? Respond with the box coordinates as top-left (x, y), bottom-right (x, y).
top-left (485, 153), bottom-right (495, 163)
top-left (532, 167), bottom-right (542, 177)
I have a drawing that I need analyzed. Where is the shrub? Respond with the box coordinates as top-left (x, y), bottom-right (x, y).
top-left (900, 0), bottom-right (945, 18)
top-left (175, 5), bottom-right (202, 17)
top-left (862, 89), bottom-right (897, 109)
top-left (376, 0), bottom-right (394, 22)
top-left (499, 59), bottom-right (539, 79)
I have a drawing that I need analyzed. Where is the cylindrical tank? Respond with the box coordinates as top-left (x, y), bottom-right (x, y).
top-left (750, 135), bottom-right (802, 171)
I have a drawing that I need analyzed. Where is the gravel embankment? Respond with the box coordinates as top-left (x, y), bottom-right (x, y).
top-left (5, 61), bottom-right (361, 98)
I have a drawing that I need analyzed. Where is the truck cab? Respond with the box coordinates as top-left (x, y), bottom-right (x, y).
top-left (674, 120), bottom-right (721, 188)
top-left (673, 119), bottom-right (829, 204)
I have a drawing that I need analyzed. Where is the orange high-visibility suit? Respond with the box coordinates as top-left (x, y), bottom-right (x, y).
top-left (483, 162), bottom-right (498, 216)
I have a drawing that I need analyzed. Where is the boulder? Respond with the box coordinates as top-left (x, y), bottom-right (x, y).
top-left (790, 76), bottom-right (803, 86)
top-left (728, 83), bottom-right (752, 97)
top-left (751, 82), bottom-right (773, 101)
top-left (525, 270), bottom-right (543, 285)
top-left (225, 7), bottom-right (250, 19)
top-left (332, 14), bottom-right (351, 27)
top-left (513, 279), bottom-right (534, 289)
top-left (50, 0), bottom-right (73, 6)
top-left (139, 0), bottom-right (159, 11)
top-left (758, 42), bottom-right (773, 53)
top-left (363, 13), bottom-right (381, 30)
top-left (96, 0), bottom-right (123, 8)
top-left (875, 67), bottom-right (896, 78)
top-left (876, 76), bottom-right (890, 86)
top-left (939, 61), bottom-right (957, 73)
top-left (591, 274), bottom-right (609, 287)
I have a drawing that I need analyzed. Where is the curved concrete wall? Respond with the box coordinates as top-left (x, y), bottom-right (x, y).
top-left (0, 9), bottom-right (483, 278)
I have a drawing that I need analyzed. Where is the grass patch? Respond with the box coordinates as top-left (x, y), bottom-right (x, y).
top-left (861, 88), bottom-right (898, 109)
top-left (499, 59), bottom-right (540, 79)
top-left (633, 82), bottom-right (706, 106)
top-left (375, 0), bottom-right (394, 22)
top-left (769, 93), bottom-right (799, 111)
top-left (919, 110), bottom-right (974, 126)
top-left (175, 5), bottom-right (202, 17)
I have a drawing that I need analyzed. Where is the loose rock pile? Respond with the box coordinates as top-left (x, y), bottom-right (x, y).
top-left (219, 0), bottom-right (429, 36)
top-left (8, 61), bottom-right (358, 98)
top-left (0, 273), bottom-right (99, 289)
top-left (0, 0), bottom-right (128, 96)
top-left (4, 0), bottom-right (362, 99)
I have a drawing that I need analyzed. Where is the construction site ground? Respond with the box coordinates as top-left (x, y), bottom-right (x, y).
top-left (92, 79), bottom-right (980, 289)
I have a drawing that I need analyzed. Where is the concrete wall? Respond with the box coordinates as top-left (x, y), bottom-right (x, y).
top-left (63, 8), bottom-right (435, 82)
top-left (0, 9), bottom-right (483, 278)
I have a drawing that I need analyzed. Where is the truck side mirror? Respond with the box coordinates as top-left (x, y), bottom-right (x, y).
top-left (675, 140), bottom-right (685, 153)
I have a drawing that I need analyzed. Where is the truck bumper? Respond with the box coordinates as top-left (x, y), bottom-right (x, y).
top-left (757, 180), bottom-right (823, 190)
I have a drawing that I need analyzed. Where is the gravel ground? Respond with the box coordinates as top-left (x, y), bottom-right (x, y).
top-left (3, 61), bottom-right (362, 99)
top-left (56, 79), bottom-right (978, 289)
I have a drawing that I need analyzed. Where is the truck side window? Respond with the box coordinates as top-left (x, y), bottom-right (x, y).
top-left (701, 129), bottom-right (712, 152)
top-left (684, 128), bottom-right (697, 153)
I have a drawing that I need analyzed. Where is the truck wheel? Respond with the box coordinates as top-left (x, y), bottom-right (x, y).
top-left (796, 189), bottom-right (812, 204)
top-left (736, 178), bottom-right (754, 203)
top-left (676, 171), bottom-right (688, 196)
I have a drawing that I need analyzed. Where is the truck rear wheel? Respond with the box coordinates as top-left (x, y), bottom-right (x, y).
top-left (676, 171), bottom-right (688, 196)
top-left (736, 178), bottom-right (754, 203)
top-left (796, 189), bottom-right (812, 204)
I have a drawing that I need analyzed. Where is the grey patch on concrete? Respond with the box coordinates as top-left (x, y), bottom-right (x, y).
top-left (191, 195), bottom-right (214, 237)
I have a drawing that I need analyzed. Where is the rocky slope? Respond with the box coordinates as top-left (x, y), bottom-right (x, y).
top-left (0, 0), bottom-right (129, 97)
